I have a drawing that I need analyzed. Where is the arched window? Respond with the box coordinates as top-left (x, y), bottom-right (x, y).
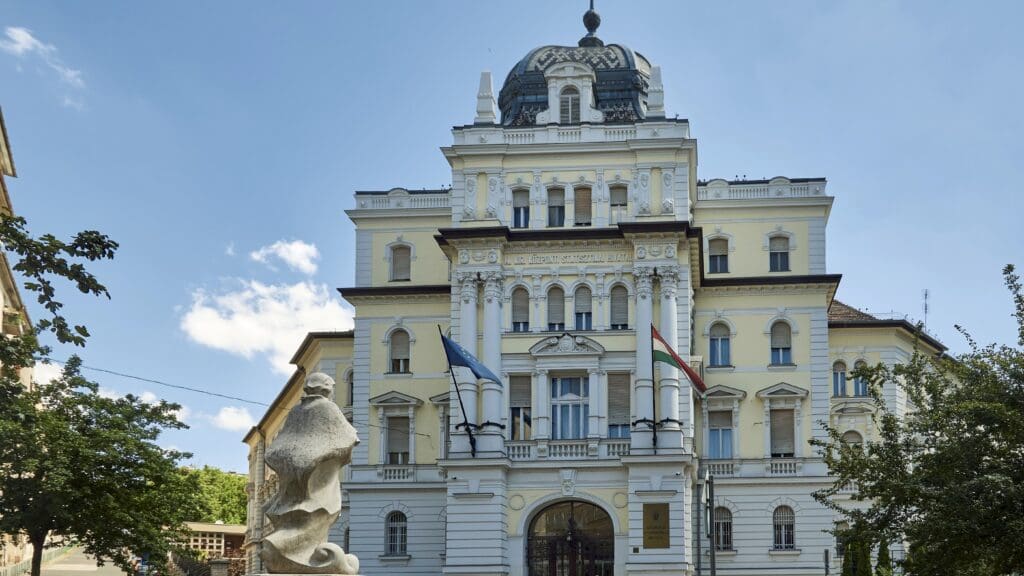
top-left (709, 238), bottom-right (729, 274)
top-left (853, 360), bottom-right (869, 396)
top-left (547, 188), bottom-right (565, 227)
top-left (610, 185), bottom-right (628, 224)
top-left (832, 361), bottom-right (848, 397)
top-left (709, 322), bottom-right (731, 366)
top-left (385, 511), bottom-right (407, 556)
top-left (511, 287), bottom-right (530, 332)
top-left (713, 507), bottom-right (733, 551)
top-left (574, 286), bottom-right (592, 330)
top-left (573, 187), bottom-right (592, 227)
top-left (772, 506), bottom-right (795, 550)
top-left (512, 189), bottom-right (530, 229)
top-left (390, 245), bottom-right (411, 281)
top-left (770, 322), bottom-right (793, 365)
top-left (769, 236), bottom-right (790, 272)
top-left (547, 287), bottom-right (565, 331)
top-left (559, 86), bottom-right (580, 124)
top-left (610, 285), bottom-right (629, 330)
top-left (389, 330), bottom-right (410, 373)
top-left (346, 370), bottom-right (354, 407)
top-left (842, 430), bottom-right (863, 449)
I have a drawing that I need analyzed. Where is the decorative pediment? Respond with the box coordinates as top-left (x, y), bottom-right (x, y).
top-left (830, 398), bottom-right (875, 415)
top-left (529, 333), bottom-right (606, 357)
top-left (756, 382), bottom-right (809, 399)
top-left (369, 390), bottom-right (423, 407)
top-left (702, 384), bottom-right (747, 401)
top-left (429, 391), bottom-right (451, 406)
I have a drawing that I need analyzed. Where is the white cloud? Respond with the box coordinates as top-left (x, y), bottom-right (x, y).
top-left (32, 362), bottom-right (64, 385)
top-left (210, 406), bottom-right (255, 431)
top-left (180, 279), bottom-right (353, 374)
top-left (1, 27), bottom-right (84, 89)
top-left (250, 239), bottom-right (320, 275)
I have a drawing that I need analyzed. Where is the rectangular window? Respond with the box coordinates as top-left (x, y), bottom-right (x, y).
top-left (770, 409), bottom-right (795, 458)
top-left (573, 187), bottom-right (592, 226)
top-left (513, 206), bottom-right (530, 228)
top-left (771, 347), bottom-right (793, 365)
top-left (709, 254), bottom-right (728, 274)
top-left (386, 416), bottom-right (410, 464)
top-left (709, 337), bottom-right (730, 367)
top-left (708, 239), bottom-right (729, 274)
top-left (609, 186), bottom-right (628, 224)
top-left (607, 373), bottom-right (630, 439)
top-left (708, 410), bottom-right (733, 459)
top-left (509, 375), bottom-right (532, 441)
top-left (550, 376), bottom-right (588, 440)
top-left (548, 189), bottom-right (565, 227)
top-left (770, 251), bottom-right (790, 272)
top-left (769, 237), bottom-right (790, 272)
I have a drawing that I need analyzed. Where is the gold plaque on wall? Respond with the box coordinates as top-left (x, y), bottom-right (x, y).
top-left (643, 503), bottom-right (670, 548)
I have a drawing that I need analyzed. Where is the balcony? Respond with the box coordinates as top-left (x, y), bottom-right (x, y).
top-left (380, 465), bottom-right (413, 481)
top-left (767, 459), bottom-right (801, 476)
top-left (705, 460), bottom-right (735, 477)
top-left (505, 439), bottom-right (631, 461)
top-left (697, 178), bottom-right (827, 201)
top-left (451, 121), bottom-right (689, 147)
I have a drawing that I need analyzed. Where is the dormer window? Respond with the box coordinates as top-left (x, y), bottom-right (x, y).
top-left (559, 86), bottom-right (580, 124)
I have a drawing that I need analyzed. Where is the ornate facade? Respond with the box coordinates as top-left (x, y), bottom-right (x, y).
top-left (244, 10), bottom-right (943, 576)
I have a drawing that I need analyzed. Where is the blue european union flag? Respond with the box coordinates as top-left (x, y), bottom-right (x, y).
top-left (441, 333), bottom-right (503, 385)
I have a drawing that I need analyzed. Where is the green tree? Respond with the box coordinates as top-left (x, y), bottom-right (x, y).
top-left (188, 466), bottom-right (248, 524)
top-left (0, 213), bottom-right (203, 576)
top-left (814, 265), bottom-right (1024, 576)
top-left (842, 545), bottom-right (855, 576)
top-left (855, 541), bottom-right (872, 576)
top-left (876, 540), bottom-right (892, 576)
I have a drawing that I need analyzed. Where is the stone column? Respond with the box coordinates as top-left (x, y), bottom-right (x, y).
top-left (479, 272), bottom-right (504, 453)
top-left (377, 406), bottom-right (387, 464)
top-left (458, 273), bottom-right (479, 424)
top-left (533, 369), bottom-right (550, 440)
top-left (408, 405), bottom-right (416, 465)
top-left (437, 404), bottom-right (447, 460)
top-left (657, 267), bottom-right (682, 450)
top-left (794, 402), bottom-right (803, 458)
top-left (632, 266), bottom-right (655, 450)
top-left (763, 401), bottom-right (772, 458)
top-left (701, 401), bottom-right (710, 456)
top-left (587, 368), bottom-right (601, 439)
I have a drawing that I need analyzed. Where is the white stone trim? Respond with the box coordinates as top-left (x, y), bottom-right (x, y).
top-left (515, 492), bottom-right (622, 537)
top-left (763, 228), bottom-right (798, 251)
top-left (702, 316), bottom-right (737, 337)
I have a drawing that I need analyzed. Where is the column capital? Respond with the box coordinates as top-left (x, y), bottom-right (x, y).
top-left (534, 368), bottom-right (549, 376)
top-left (483, 272), bottom-right (503, 302)
top-left (587, 367), bottom-right (601, 375)
top-left (633, 266), bottom-right (654, 299)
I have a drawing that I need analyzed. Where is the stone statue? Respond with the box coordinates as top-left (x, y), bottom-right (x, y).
top-left (261, 373), bottom-right (360, 574)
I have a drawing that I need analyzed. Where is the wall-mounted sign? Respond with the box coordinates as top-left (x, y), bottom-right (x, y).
top-left (643, 503), bottom-right (670, 548)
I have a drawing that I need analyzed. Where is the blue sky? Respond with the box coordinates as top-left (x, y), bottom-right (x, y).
top-left (2, 1), bottom-right (1022, 472)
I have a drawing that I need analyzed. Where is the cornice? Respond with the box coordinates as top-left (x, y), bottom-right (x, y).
top-left (829, 320), bottom-right (946, 352)
top-left (337, 284), bottom-right (452, 303)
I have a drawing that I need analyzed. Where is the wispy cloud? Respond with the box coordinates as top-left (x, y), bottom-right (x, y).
top-left (250, 239), bottom-right (320, 275)
top-left (180, 279), bottom-right (353, 375)
top-left (210, 406), bottom-right (255, 431)
top-left (225, 242), bottom-right (236, 257)
top-left (1, 26), bottom-right (85, 108)
top-left (32, 361), bottom-right (64, 385)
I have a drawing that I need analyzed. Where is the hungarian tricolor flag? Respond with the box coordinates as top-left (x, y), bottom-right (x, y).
top-left (651, 324), bottom-right (707, 392)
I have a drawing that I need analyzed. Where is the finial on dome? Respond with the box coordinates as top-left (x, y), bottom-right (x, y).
top-left (579, 0), bottom-right (604, 47)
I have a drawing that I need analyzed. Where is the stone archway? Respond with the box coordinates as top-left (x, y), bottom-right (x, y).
top-left (526, 500), bottom-right (614, 576)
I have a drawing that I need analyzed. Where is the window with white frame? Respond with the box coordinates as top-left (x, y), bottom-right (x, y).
top-left (770, 322), bottom-right (793, 365)
top-left (512, 287), bottom-right (530, 332)
top-left (772, 506), bottom-right (796, 550)
top-left (547, 287), bottom-right (565, 331)
top-left (709, 238), bottom-right (729, 274)
top-left (559, 86), bottom-right (580, 124)
top-left (512, 189), bottom-right (530, 228)
top-left (509, 375), bottom-right (532, 441)
top-left (833, 361), bottom-right (848, 397)
top-left (609, 185), bottom-right (628, 224)
top-left (573, 187), bottom-right (592, 226)
top-left (386, 416), bottom-right (410, 464)
top-left (390, 245), bottom-right (411, 281)
top-left (547, 188), bottom-right (565, 227)
top-left (770, 409), bottom-right (795, 458)
top-left (714, 507), bottom-right (733, 551)
top-left (550, 376), bottom-right (588, 439)
top-left (769, 236), bottom-right (790, 272)
top-left (609, 285), bottom-right (628, 330)
top-left (707, 410), bottom-right (733, 459)
top-left (709, 322), bottom-right (731, 366)
top-left (607, 373), bottom-right (630, 438)
top-left (389, 329), bottom-right (411, 373)
top-left (574, 286), bottom-right (592, 330)
top-left (853, 360), bottom-right (869, 396)
top-left (385, 511), bottom-right (407, 556)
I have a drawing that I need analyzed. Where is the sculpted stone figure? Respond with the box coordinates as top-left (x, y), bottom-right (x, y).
top-left (261, 373), bottom-right (360, 574)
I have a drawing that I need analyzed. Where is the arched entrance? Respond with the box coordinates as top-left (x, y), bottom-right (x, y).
top-left (527, 500), bottom-right (614, 576)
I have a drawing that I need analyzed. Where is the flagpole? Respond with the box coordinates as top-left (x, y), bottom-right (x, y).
top-left (650, 323), bottom-right (658, 452)
top-left (439, 325), bottom-right (476, 458)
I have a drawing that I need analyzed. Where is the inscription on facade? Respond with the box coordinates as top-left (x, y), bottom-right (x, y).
top-left (503, 252), bottom-right (631, 265)
top-left (643, 503), bottom-right (670, 549)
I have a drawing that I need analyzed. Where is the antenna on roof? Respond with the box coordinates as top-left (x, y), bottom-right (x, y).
top-left (922, 289), bottom-right (930, 327)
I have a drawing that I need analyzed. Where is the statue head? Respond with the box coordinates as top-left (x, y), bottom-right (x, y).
top-left (303, 372), bottom-right (335, 400)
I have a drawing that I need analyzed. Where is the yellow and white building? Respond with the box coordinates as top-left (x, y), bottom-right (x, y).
top-left (244, 10), bottom-right (943, 576)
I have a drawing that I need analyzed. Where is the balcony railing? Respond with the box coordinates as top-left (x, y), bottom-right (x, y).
top-left (705, 460), bottom-right (735, 477)
top-left (505, 439), bottom-right (630, 461)
top-left (381, 465), bottom-right (413, 481)
top-left (548, 440), bottom-right (588, 459)
top-left (767, 459), bottom-right (800, 476)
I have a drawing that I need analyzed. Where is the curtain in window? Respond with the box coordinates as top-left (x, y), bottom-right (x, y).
top-left (513, 190), bottom-right (529, 207)
top-left (574, 187), bottom-right (592, 225)
top-left (547, 287), bottom-right (564, 328)
top-left (513, 190), bottom-right (530, 228)
top-left (709, 322), bottom-right (730, 366)
top-left (610, 285), bottom-right (628, 328)
top-left (769, 236), bottom-right (789, 252)
top-left (391, 246), bottom-right (411, 280)
top-left (510, 375), bottom-right (532, 441)
top-left (709, 239), bottom-right (728, 256)
top-left (512, 287), bottom-right (530, 329)
top-left (770, 409), bottom-right (795, 456)
top-left (574, 286), bottom-right (592, 314)
top-left (833, 361), bottom-right (848, 396)
top-left (548, 188), bottom-right (565, 227)
top-left (610, 186), bottom-right (627, 206)
top-left (607, 373), bottom-right (630, 437)
top-left (771, 322), bottom-right (791, 348)
top-left (387, 416), bottom-right (409, 464)
top-left (390, 330), bottom-right (410, 371)
top-left (708, 410), bottom-right (733, 459)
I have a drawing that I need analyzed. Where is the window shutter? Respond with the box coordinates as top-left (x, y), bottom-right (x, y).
top-left (574, 287), bottom-right (592, 313)
top-left (512, 288), bottom-right (530, 323)
top-left (607, 373), bottom-right (630, 425)
top-left (769, 236), bottom-right (789, 252)
top-left (770, 409), bottom-right (795, 454)
top-left (388, 416), bottom-right (409, 453)
top-left (513, 190), bottom-right (529, 207)
top-left (708, 410), bottom-right (732, 429)
top-left (709, 239), bottom-right (728, 256)
top-left (709, 323), bottom-right (729, 338)
top-left (610, 186), bottom-right (627, 206)
top-left (547, 287), bottom-right (564, 325)
top-left (510, 375), bottom-right (531, 408)
top-left (610, 286), bottom-right (628, 326)
top-left (391, 330), bottom-right (410, 359)
top-left (548, 188), bottom-right (564, 207)
top-left (574, 188), bottom-right (592, 223)
top-left (771, 322), bottom-right (791, 348)
top-left (392, 246), bottom-right (411, 280)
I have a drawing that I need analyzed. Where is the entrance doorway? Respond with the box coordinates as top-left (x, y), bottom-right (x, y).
top-left (527, 500), bottom-right (614, 576)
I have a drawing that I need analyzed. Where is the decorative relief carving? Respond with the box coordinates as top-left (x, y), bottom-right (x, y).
top-left (634, 267), bottom-right (654, 300)
top-left (560, 469), bottom-right (577, 496)
top-left (488, 249), bottom-right (498, 263)
top-left (529, 334), bottom-right (606, 356)
top-left (459, 250), bottom-right (469, 264)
